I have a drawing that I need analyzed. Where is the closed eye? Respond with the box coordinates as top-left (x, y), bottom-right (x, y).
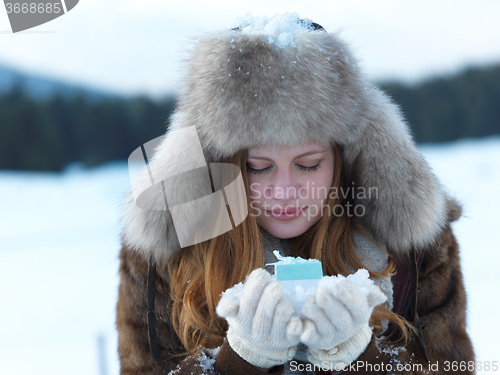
top-left (297, 163), bottom-right (320, 172)
top-left (246, 163), bottom-right (321, 175)
top-left (246, 165), bottom-right (271, 175)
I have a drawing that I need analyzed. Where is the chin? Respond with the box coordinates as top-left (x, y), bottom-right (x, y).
top-left (257, 216), bottom-right (318, 239)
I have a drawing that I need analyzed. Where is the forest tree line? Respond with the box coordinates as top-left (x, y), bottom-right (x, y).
top-left (1, 63), bottom-right (499, 171)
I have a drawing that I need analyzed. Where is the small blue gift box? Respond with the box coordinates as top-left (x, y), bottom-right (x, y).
top-left (268, 250), bottom-right (323, 281)
top-left (266, 251), bottom-right (323, 315)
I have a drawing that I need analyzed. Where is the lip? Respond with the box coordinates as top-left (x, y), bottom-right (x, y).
top-left (265, 206), bottom-right (308, 221)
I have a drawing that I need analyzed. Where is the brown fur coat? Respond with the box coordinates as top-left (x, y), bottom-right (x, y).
top-left (116, 199), bottom-right (475, 375)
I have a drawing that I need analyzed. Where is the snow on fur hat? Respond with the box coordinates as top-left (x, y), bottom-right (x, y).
top-left (121, 13), bottom-right (448, 260)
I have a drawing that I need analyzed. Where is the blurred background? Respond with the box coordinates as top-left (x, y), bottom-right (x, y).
top-left (1, 1), bottom-right (499, 374)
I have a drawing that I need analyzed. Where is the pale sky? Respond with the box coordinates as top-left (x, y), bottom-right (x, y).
top-left (1, 0), bottom-right (500, 98)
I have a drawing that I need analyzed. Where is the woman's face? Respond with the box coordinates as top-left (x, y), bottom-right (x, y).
top-left (246, 141), bottom-right (335, 239)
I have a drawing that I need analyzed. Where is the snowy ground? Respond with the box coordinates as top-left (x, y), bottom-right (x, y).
top-left (1, 137), bottom-right (499, 374)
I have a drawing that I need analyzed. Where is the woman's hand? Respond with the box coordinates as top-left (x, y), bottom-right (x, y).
top-left (300, 272), bottom-right (386, 368)
top-left (216, 268), bottom-right (303, 369)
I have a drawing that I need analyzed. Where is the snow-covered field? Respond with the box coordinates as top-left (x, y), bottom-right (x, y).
top-left (1, 137), bottom-right (499, 374)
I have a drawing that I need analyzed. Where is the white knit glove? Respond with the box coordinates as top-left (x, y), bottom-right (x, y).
top-left (216, 268), bottom-right (303, 368)
top-left (300, 270), bottom-right (387, 369)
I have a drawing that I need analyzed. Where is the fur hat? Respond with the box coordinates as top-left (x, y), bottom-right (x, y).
top-left (121, 13), bottom-right (448, 260)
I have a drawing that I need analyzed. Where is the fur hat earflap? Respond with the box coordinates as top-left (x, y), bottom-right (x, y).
top-left (121, 13), bottom-right (449, 260)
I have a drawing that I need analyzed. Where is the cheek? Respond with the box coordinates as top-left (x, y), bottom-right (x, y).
top-left (247, 179), bottom-right (263, 201)
top-left (312, 167), bottom-right (335, 201)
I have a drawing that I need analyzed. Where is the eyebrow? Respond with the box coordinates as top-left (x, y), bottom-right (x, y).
top-left (247, 150), bottom-right (326, 161)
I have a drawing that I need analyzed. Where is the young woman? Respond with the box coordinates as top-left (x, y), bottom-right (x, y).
top-left (116, 14), bottom-right (475, 375)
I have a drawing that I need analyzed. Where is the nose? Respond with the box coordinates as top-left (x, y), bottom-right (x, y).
top-left (265, 168), bottom-right (299, 201)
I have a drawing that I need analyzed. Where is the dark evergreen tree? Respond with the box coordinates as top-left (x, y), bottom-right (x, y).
top-left (1, 63), bottom-right (498, 171)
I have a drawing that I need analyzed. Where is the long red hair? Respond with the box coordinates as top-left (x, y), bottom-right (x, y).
top-left (166, 143), bottom-right (412, 357)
